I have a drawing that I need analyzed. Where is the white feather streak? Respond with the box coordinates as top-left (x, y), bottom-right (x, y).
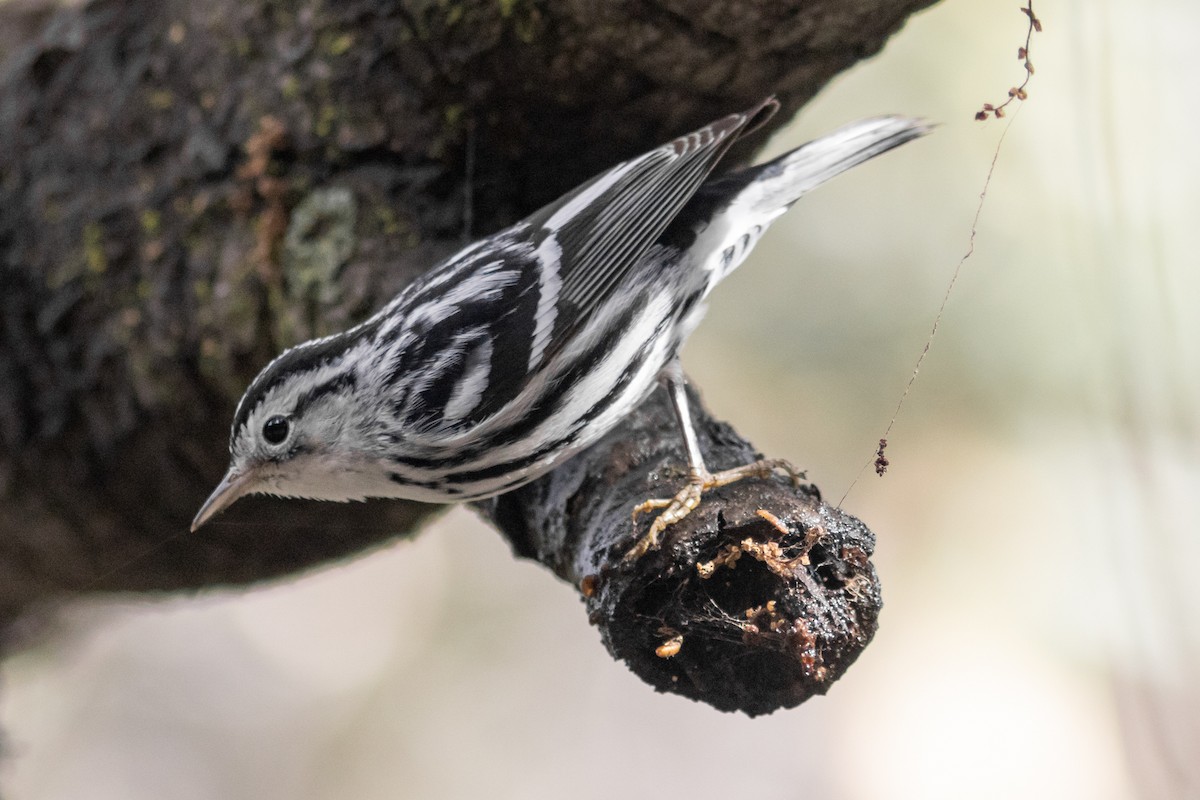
top-left (529, 235), bottom-right (562, 371)
top-left (442, 337), bottom-right (493, 422)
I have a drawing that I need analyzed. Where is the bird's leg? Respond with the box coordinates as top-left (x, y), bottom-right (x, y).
top-left (625, 361), bottom-right (805, 561)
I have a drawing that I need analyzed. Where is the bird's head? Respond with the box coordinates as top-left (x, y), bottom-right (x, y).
top-left (191, 336), bottom-right (377, 531)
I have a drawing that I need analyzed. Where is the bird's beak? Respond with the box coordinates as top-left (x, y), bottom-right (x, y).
top-left (191, 468), bottom-right (257, 532)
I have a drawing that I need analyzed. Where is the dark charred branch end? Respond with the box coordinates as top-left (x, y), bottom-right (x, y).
top-left (478, 386), bottom-right (881, 715)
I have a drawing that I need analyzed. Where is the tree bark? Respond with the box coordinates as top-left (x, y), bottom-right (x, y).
top-left (477, 385), bottom-right (881, 715)
top-left (0, 0), bottom-right (936, 711)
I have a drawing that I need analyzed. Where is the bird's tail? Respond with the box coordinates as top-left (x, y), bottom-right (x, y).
top-left (737, 116), bottom-right (932, 218)
top-left (685, 115), bottom-right (931, 287)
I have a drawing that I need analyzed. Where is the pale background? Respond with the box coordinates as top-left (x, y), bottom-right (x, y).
top-left (4, 0), bottom-right (1198, 797)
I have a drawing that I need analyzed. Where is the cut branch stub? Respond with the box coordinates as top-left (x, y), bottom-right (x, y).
top-left (478, 385), bottom-right (881, 716)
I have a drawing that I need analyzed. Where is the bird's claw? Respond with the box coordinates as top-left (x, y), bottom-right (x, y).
top-left (624, 459), bottom-right (805, 562)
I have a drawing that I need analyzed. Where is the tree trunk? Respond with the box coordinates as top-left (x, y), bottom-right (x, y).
top-left (0, 0), bottom-right (937, 712)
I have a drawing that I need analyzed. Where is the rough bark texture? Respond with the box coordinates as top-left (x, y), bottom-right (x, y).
top-left (0, 0), bottom-right (936, 711)
top-left (477, 385), bottom-right (880, 715)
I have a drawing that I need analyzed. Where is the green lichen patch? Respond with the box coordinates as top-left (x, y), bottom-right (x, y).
top-left (82, 222), bottom-right (108, 275)
top-left (278, 186), bottom-right (358, 339)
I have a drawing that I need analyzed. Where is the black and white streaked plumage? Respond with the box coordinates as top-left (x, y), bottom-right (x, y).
top-left (192, 98), bottom-right (929, 552)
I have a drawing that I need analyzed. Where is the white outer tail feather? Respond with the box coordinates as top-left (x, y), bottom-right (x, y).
top-left (738, 116), bottom-right (931, 217)
top-left (693, 115), bottom-right (930, 286)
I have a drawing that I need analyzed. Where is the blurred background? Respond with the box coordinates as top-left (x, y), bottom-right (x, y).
top-left (3, 0), bottom-right (1198, 797)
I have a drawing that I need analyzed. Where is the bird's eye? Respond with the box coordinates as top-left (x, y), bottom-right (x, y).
top-left (262, 415), bottom-right (290, 445)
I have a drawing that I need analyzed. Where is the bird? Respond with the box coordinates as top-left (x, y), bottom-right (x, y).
top-left (192, 97), bottom-right (929, 560)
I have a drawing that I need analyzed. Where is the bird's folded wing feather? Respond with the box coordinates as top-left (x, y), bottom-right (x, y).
top-left (524, 98), bottom-right (778, 364)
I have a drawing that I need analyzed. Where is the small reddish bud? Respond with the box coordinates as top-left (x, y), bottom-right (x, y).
top-left (874, 438), bottom-right (890, 476)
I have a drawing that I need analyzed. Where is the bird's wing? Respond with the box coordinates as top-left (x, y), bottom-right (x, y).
top-left (379, 99), bottom-right (778, 436)
top-left (522, 97), bottom-right (778, 365)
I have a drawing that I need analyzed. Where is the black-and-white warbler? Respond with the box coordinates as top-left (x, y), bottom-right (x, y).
top-left (192, 98), bottom-right (929, 559)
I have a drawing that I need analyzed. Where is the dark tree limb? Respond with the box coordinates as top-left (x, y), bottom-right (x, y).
top-left (0, 0), bottom-right (934, 710)
top-left (478, 385), bottom-right (880, 715)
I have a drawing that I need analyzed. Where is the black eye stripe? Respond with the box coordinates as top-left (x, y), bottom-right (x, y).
top-left (263, 415), bottom-right (290, 445)
top-left (230, 318), bottom-right (383, 442)
top-left (291, 370), bottom-right (357, 418)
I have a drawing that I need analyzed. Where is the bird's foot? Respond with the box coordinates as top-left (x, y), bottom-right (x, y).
top-left (625, 459), bottom-right (804, 562)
